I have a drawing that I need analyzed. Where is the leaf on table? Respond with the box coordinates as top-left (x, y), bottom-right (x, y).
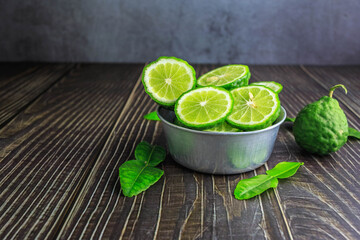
top-left (266, 162), bottom-right (304, 179)
top-left (135, 141), bottom-right (166, 166)
top-left (285, 117), bottom-right (296, 122)
top-left (144, 111), bottom-right (161, 121)
top-left (234, 175), bottom-right (278, 200)
top-left (119, 160), bottom-right (164, 197)
top-left (119, 141), bottom-right (166, 197)
top-left (348, 127), bottom-right (360, 139)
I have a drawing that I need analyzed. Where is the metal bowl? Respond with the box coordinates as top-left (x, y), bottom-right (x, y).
top-left (157, 106), bottom-right (287, 174)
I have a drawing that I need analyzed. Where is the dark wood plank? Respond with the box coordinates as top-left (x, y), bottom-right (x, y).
top-left (58, 65), bottom-right (292, 240)
top-left (0, 63), bottom-right (74, 127)
top-left (0, 64), bottom-right (143, 239)
top-left (0, 63), bottom-right (38, 82)
top-left (251, 66), bottom-right (360, 239)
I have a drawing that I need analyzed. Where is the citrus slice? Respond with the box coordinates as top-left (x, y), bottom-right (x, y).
top-left (174, 117), bottom-right (240, 132)
top-left (197, 65), bottom-right (250, 89)
top-left (175, 87), bottom-right (233, 128)
top-left (173, 117), bottom-right (186, 127)
top-left (226, 86), bottom-right (280, 130)
top-left (204, 121), bottom-right (241, 132)
top-left (142, 57), bottom-right (196, 106)
top-left (251, 81), bottom-right (283, 93)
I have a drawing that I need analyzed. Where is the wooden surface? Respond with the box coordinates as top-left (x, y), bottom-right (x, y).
top-left (0, 63), bottom-right (359, 240)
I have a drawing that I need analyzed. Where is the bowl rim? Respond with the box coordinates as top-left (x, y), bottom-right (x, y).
top-left (157, 105), bottom-right (287, 135)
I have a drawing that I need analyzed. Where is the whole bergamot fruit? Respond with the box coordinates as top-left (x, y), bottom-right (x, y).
top-left (293, 84), bottom-right (349, 155)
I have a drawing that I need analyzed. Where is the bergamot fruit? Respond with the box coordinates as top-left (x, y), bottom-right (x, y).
top-left (293, 84), bottom-right (349, 155)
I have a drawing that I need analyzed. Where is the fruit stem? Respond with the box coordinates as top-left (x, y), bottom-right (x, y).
top-left (329, 84), bottom-right (347, 98)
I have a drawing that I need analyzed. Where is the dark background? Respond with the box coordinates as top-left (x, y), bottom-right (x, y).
top-left (1, 0), bottom-right (359, 64)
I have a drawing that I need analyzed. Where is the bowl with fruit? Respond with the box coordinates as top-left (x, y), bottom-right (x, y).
top-left (143, 56), bottom-right (286, 174)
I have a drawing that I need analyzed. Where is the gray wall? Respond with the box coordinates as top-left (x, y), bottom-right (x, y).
top-left (1, 0), bottom-right (359, 64)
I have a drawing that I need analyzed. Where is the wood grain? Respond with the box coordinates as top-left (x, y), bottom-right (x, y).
top-left (251, 65), bottom-right (360, 239)
top-left (0, 64), bottom-right (143, 239)
top-left (58, 65), bottom-right (292, 240)
top-left (0, 64), bottom-right (359, 239)
top-left (0, 63), bottom-right (73, 127)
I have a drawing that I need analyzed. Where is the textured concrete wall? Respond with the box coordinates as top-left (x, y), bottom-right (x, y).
top-left (1, 0), bottom-right (359, 64)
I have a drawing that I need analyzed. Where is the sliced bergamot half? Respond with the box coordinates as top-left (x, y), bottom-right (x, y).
top-left (226, 86), bottom-right (280, 131)
top-left (142, 56), bottom-right (196, 106)
top-left (175, 87), bottom-right (233, 128)
top-left (204, 121), bottom-right (241, 132)
top-left (174, 116), bottom-right (240, 132)
top-left (197, 65), bottom-right (250, 89)
top-left (251, 81), bottom-right (283, 94)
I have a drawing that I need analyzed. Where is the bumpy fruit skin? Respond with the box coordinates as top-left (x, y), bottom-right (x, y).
top-left (225, 72), bottom-right (251, 89)
top-left (293, 96), bottom-right (348, 155)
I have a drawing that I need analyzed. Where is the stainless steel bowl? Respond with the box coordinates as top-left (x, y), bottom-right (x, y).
top-left (157, 106), bottom-right (287, 174)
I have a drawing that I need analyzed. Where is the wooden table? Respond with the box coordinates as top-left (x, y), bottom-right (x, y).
top-left (0, 63), bottom-right (359, 239)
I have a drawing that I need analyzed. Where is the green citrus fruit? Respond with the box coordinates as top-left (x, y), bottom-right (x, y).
top-left (142, 56), bottom-right (196, 106)
top-left (173, 117), bottom-right (240, 132)
top-left (293, 84), bottom-right (349, 155)
top-left (173, 117), bottom-right (186, 127)
top-left (226, 86), bottom-right (280, 131)
top-left (204, 121), bottom-right (241, 132)
top-left (251, 81), bottom-right (283, 93)
top-left (197, 65), bottom-right (250, 89)
top-left (175, 87), bottom-right (233, 128)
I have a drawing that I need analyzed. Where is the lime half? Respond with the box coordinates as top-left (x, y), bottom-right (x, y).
top-left (251, 81), bottom-right (283, 93)
top-left (197, 65), bottom-right (250, 89)
top-left (226, 86), bottom-right (280, 130)
top-left (174, 117), bottom-right (240, 132)
top-left (204, 121), bottom-right (241, 132)
top-left (142, 57), bottom-right (196, 106)
top-left (174, 117), bottom-right (186, 127)
top-left (175, 87), bottom-right (233, 128)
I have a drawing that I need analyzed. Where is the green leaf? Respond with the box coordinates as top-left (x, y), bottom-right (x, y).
top-left (144, 111), bottom-right (160, 121)
top-left (234, 161), bottom-right (304, 200)
top-left (266, 162), bottom-right (304, 179)
top-left (119, 160), bottom-right (164, 197)
top-left (119, 141), bottom-right (166, 197)
top-left (234, 175), bottom-right (278, 200)
top-left (348, 127), bottom-right (360, 139)
top-left (285, 117), bottom-right (296, 122)
top-left (135, 141), bottom-right (166, 166)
